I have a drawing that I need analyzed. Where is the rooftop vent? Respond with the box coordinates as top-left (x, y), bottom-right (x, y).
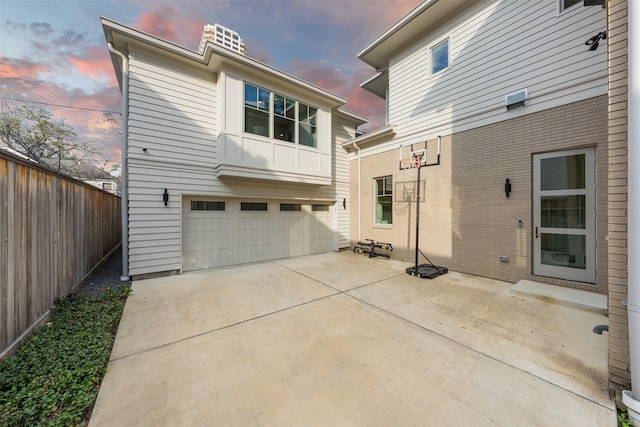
top-left (505, 88), bottom-right (528, 111)
top-left (199, 24), bottom-right (246, 55)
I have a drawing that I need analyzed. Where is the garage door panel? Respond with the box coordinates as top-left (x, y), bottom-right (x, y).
top-left (184, 199), bottom-right (335, 271)
top-left (183, 216), bottom-right (201, 270)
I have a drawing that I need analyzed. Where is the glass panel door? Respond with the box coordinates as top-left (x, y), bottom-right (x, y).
top-left (533, 148), bottom-right (596, 283)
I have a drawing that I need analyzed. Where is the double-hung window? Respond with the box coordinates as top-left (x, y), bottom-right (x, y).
top-left (430, 39), bottom-right (449, 75)
top-left (244, 83), bottom-right (318, 148)
top-left (244, 83), bottom-right (271, 137)
top-left (375, 177), bottom-right (393, 224)
top-left (299, 103), bottom-right (317, 147)
top-left (274, 94), bottom-right (296, 142)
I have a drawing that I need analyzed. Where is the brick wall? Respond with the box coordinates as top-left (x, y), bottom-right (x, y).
top-left (606, 0), bottom-right (631, 402)
top-left (351, 95), bottom-right (608, 292)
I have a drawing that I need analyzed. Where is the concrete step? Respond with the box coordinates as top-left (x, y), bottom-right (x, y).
top-left (510, 280), bottom-right (607, 314)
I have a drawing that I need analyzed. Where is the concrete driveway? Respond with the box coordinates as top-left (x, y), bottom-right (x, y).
top-left (89, 252), bottom-right (615, 426)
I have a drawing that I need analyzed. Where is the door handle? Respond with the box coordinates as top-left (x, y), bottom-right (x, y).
top-left (535, 226), bottom-right (539, 239)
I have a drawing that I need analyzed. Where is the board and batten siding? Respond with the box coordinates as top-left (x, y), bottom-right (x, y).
top-left (126, 49), bottom-right (354, 276)
top-left (386, 0), bottom-right (607, 144)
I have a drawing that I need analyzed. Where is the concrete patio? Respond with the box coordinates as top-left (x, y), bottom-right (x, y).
top-left (89, 252), bottom-right (615, 426)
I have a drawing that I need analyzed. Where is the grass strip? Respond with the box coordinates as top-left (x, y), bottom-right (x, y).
top-left (0, 285), bottom-right (130, 426)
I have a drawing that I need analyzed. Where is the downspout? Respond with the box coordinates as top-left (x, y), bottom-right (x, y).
top-left (107, 43), bottom-right (130, 281)
top-left (349, 140), bottom-right (362, 242)
top-left (623, 0), bottom-right (640, 423)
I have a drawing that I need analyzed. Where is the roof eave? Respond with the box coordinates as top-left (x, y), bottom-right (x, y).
top-left (334, 108), bottom-right (368, 126)
top-left (357, 0), bottom-right (481, 69)
top-left (357, 0), bottom-right (440, 68)
top-left (101, 17), bottom-right (347, 108)
top-left (342, 125), bottom-right (396, 150)
top-left (360, 71), bottom-right (388, 99)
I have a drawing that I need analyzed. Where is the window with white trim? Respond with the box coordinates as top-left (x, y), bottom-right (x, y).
top-left (274, 94), bottom-right (296, 142)
top-left (298, 103), bottom-right (317, 147)
top-left (560, 0), bottom-right (581, 12)
top-left (244, 83), bottom-right (270, 137)
top-left (244, 82), bottom-right (319, 148)
top-left (375, 177), bottom-right (393, 224)
top-left (430, 39), bottom-right (449, 75)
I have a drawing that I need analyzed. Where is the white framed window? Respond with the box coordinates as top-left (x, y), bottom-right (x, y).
top-left (244, 83), bottom-right (270, 137)
top-left (299, 103), bottom-right (317, 148)
top-left (375, 176), bottom-right (393, 225)
top-left (274, 94), bottom-right (295, 142)
top-left (244, 82), bottom-right (318, 148)
top-left (559, 0), bottom-right (581, 12)
top-left (430, 38), bottom-right (449, 75)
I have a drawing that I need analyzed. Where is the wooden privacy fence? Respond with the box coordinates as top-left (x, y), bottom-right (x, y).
top-left (0, 151), bottom-right (121, 357)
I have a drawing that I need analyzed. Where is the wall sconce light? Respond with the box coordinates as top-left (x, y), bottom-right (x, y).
top-left (343, 198), bottom-right (346, 209)
top-left (585, 30), bottom-right (606, 51)
top-left (505, 179), bottom-right (512, 198)
top-left (163, 188), bottom-right (169, 206)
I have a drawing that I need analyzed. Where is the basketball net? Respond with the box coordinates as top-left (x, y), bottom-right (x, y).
top-left (400, 155), bottom-right (423, 176)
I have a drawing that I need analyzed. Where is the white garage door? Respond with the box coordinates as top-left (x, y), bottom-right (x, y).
top-left (183, 199), bottom-right (334, 271)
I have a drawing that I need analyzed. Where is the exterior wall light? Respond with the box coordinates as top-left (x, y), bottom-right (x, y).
top-left (585, 31), bottom-right (606, 51)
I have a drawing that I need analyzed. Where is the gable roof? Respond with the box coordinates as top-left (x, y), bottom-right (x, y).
top-left (101, 18), bottom-right (347, 109)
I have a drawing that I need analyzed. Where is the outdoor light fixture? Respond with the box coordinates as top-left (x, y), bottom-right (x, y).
top-left (505, 179), bottom-right (512, 198)
top-left (163, 188), bottom-right (169, 206)
top-left (585, 30), bottom-right (606, 51)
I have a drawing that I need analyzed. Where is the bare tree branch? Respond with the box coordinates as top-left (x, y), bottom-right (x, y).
top-left (0, 98), bottom-right (105, 177)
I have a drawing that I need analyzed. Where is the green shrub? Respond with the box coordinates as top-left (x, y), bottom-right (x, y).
top-left (619, 410), bottom-right (631, 427)
top-left (0, 285), bottom-right (130, 426)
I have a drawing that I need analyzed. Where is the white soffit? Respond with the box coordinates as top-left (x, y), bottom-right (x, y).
top-left (357, 0), bottom-right (481, 69)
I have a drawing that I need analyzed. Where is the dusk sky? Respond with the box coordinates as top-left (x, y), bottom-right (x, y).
top-left (0, 0), bottom-right (422, 169)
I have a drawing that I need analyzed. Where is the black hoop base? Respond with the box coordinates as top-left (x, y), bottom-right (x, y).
top-left (406, 264), bottom-right (448, 279)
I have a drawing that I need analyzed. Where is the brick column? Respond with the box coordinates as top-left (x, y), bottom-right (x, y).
top-left (607, 0), bottom-right (631, 404)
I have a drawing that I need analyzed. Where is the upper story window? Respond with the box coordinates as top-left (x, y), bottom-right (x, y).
top-left (274, 94), bottom-right (296, 142)
top-left (560, 0), bottom-right (581, 11)
top-left (375, 176), bottom-right (393, 225)
top-left (299, 104), bottom-right (317, 147)
top-left (244, 83), bottom-right (271, 137)
top-left (244, 82), bottom-right (318, 148)
top-left (430, 39), bottom-right (449, 75)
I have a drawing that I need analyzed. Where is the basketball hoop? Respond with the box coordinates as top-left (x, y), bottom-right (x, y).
top-left (397, 139), bottom-right (448, 279)
top-left (399, 158), bottom-right (420, 170)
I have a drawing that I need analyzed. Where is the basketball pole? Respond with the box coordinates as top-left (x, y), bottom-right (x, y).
top-left (414, 161), bottom-right (421, 271)
top-left (404, 139), bottom-right (447, 279)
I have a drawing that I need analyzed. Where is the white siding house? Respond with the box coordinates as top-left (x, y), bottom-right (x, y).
top-left (347, 0), bottom-right (608, 291)
top-left (356, 0), bottom-right (607, 154)
top-left (102, 18), bottom-right (365, 277)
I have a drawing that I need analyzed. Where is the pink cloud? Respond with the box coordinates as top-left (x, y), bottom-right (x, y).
top-left (0, 56), bottom-right (49, 80)
top-left (132, 4), bottom-right (206, 51)
top-left (287, 59), bottom-right (386, 130)
top-left (1, 56), bottom-right (122, 167)
top-left (68, 47), bottom-right (116, 84)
